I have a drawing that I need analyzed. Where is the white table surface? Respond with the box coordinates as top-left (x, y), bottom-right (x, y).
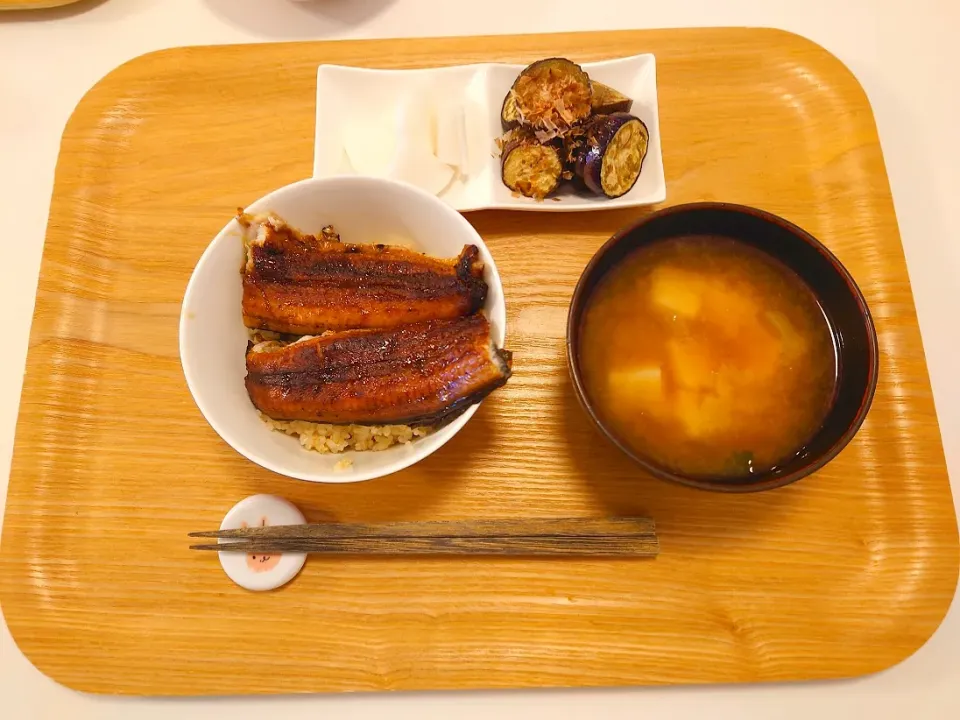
top-left (1, 0), bottom-right (958, 717)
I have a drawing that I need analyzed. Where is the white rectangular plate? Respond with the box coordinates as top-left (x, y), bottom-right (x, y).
top-left (314, 54), bottom-right (666, 212)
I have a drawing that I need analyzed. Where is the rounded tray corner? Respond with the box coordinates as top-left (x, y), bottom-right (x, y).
top-left (756, 27), bottom-right (876, 116)
top-left (61, 45), bottom-right (185, 140)
top-left (0, 590), bottom-right (93, 694)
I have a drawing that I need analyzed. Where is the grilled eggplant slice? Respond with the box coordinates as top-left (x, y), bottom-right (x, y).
top-left (590, 81), bottom-right (633, 114)
top-left (508, 58), bottom-right (593, 134)
top-left (500, 91), bottom-right (521, 131)
top-left (245, 314), bottom-right (512, 425)
top-left (504, 77), bottom-right (633, 130)
top-left (500, 131), bottom-right (563, 200)
top-left (569, 113), bottom-right (649, 198)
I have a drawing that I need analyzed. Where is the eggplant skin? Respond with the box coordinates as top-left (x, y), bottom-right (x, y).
top-left (500, 91), bottom-right (521, 131)
top-left (590, 81), bottom-right (633, 114)
top-left (509, 58), bottom-right (593, 132)
top-left (245, 314), bottom-right (512, 426)
top-left (570, 113), bottom-right (649, 198)
top-left (500, 133), bottom-right (563, 200)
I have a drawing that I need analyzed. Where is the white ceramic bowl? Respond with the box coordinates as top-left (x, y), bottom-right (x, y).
top-left (179, 176), bottom-right (506, 483)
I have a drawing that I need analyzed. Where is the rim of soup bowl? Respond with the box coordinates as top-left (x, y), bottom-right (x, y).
top-left (566, 201), bottom-right (879, 493)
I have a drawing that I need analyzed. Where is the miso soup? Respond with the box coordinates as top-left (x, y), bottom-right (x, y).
top-left (579, 235), bottom-right (837, 478)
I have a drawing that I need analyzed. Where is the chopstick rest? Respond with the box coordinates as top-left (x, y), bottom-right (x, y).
top-left (216, 495), bottom-right (306, 592)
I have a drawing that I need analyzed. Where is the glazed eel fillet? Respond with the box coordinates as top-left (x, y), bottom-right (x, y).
top-left (245, 314), bottom-right (512, 425)
top-left (240, 214), bottom-right (488, 334)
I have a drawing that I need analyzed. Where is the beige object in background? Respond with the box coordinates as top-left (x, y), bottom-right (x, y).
top-left (0, 28), bottom-right (955, 696)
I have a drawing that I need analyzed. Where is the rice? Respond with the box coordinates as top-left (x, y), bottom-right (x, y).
top-left (259, 413), bottom-right (431, 454)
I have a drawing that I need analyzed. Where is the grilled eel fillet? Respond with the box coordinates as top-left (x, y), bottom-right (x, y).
top-left (245, 313), bottom-right (512, 425)
top-left (240, 214), bottom-right (488, 335)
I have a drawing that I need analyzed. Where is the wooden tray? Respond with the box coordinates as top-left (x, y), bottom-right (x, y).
top-left (0, 0), bottom-right (85, 9)
top-left (1, 29), bottom-right (956, 696)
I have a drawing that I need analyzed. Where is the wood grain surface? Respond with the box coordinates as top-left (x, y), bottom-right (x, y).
top-left (0, 0), bottom-right (84, 9)
top-left (0, 29), bottom-right (956, 696)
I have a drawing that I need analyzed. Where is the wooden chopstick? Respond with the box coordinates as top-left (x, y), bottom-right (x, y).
top-left (190, 516), bottom-right (655, 540)
top-left (189, 517), bottom-right (658, 557)
top-left (191, 535), bottom-right (658, 557)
